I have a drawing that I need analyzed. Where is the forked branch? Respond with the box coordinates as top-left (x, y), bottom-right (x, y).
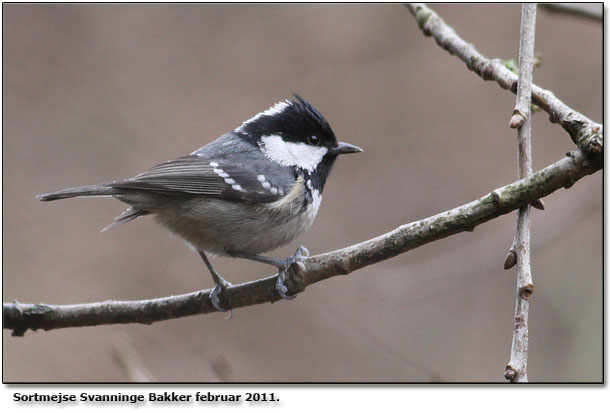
top-left (406, 3), bottom-right (603, 157)
top-left (3, 4), bottom-right (602, 337)
top-left (3, 149), bottom-right (601, 335)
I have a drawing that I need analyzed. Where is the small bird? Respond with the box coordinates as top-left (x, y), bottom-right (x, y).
top-left (37, 95), bottom-right (362, 312)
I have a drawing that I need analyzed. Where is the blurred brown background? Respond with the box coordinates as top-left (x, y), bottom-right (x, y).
top-left (2, 4), bottom-right (602, 382)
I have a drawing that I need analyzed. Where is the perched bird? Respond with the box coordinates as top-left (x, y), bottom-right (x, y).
top-left (37, 95), bottom-right (362, 312)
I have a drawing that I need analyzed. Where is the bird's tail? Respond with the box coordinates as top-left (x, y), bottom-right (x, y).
top-left (36, 184), bottom-right (119, 201)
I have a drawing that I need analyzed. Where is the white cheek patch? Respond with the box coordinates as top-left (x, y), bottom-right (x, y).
top-left (260, 134), bottom-right (328, 172)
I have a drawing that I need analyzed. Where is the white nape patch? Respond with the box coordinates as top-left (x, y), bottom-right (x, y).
top-left (261, 181), bottom-right (271, 190)
top-left (257, 175), bottom-right (266, 182)
top-left (236, 101), bottom-right (292, 133)
top-left (259, 134), bottom-right (328, 172)
top-left (232, 184), bottom-right (243, 191)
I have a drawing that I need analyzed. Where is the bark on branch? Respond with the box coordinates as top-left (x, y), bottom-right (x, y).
top-left (504, 3), bottom-right (537, 384)
top-left (3, 149), bottom-right (601, 335)
top-left (406, 3), bottom-right (603, 157)
top-left (3, 4), bottom-right (602, 337)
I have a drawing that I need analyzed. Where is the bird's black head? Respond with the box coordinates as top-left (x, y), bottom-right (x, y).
top-left (236, 94), bottom-right (335, 146)
top-left (236, 94), bottom-right (362, 185)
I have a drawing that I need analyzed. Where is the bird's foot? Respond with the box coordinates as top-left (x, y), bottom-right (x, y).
top-left (231, 246), bottom-right (309, 301)
top-left (275, 246), bottom-right (309, 300)
top-left (209, 281), bottom-right (233, 319)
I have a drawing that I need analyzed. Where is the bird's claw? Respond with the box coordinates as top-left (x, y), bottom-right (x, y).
top-left (210, 283), bottom-right (233, 319)
top-left (275, 245), bottom-right (308, 300)
top-left (294, 245), bottom-right (309, 260)
top-left (276, 270), bottom-right (296, 300)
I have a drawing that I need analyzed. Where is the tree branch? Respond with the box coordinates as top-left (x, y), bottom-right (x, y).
top-left (3, 4), bottom-right (602, 337)
top-left (406, 3), bottom-right (603, 157)
top-left (3, 149), bottom-right (601, 335)
top-left (504, 3), bottom-right (537, 384)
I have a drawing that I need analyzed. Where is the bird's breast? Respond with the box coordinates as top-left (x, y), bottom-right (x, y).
top-left (155, 174), bottom-right (322, 256)
top-left (267, 175), bottom-right (322, 232)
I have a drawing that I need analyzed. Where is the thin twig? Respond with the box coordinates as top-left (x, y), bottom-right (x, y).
top-left (504, 3), bottom-right (537, 384)
top-left (3, 149), bottom-right (600, 335)
top-left (3, 4), bottom-right (602, 336)
top-left (405, 3), bottom-right (603, 157)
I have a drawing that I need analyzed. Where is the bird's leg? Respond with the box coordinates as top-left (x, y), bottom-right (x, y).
top-left (232, 246), bottom-right (309, 300)
top-left (198, 250), bottom-right (233, 316)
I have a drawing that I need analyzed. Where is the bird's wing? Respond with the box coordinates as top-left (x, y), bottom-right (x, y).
top-left (110, 154), bottom-right (293, 203)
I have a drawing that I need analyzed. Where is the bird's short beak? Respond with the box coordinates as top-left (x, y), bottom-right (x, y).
top-left (329, 141), bottom-right (363, 156)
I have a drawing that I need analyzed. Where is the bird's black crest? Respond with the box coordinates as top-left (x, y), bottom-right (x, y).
top-left (236, 95), bottom-right (336, 146)
top-left (291, 94), bottom-right (332, 135)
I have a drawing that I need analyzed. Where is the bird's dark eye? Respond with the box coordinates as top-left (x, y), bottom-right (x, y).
top-left (307, 135), bottom-right (320, 145)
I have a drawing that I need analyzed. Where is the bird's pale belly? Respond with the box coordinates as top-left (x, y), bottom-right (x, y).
top-left (154, 179), bottom-right (322, 256)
